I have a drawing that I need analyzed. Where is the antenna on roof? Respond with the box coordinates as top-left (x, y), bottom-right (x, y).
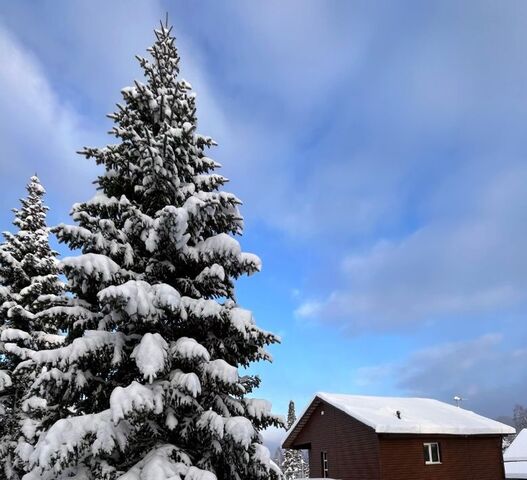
top-left (454, 395), bottom-right (465, 407)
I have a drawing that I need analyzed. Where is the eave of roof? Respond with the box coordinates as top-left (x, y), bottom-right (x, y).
top-left (282, 392), bottom-right (515, 448)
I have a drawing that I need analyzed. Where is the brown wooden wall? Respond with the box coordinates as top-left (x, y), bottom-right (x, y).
top-left (292, 401), bottom-right (381, 480)
top-left (379, 434), bottom-right (506, 480)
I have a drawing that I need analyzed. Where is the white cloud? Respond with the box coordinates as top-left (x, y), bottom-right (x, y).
top-left (294, 300), bottom-right (323, 318)
top-left (296, 162), bottom-right (527, 332)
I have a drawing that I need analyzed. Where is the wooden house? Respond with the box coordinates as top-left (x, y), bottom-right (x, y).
top-left (282, 393), bottom-right (515, 480)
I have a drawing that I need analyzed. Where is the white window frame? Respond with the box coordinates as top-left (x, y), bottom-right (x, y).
top-left (423, 442), bottom-right (441, 465)
top-left (321, 451), bottom-right (329, 478)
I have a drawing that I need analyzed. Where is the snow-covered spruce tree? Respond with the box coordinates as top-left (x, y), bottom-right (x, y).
top-left (282, 401), bottom-right (306, 479)
top-left (10, 24), bottom-right (283, 480)
top-left (0, 176), bottom-right (64, 479)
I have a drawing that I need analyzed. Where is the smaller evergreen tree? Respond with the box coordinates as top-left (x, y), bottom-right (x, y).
top-left (0, 176), bottom-right (64, 479)
top-left (282, 401), bottom-right (307, 479)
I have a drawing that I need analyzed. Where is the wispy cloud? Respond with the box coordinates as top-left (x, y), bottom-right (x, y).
top-left (0, 23), bottom-right (93, 204)
top-left (355, 334), bottom-right (527, 416)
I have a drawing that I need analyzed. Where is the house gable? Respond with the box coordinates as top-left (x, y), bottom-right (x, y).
top-left (285, 399), bottom-right (381, 480)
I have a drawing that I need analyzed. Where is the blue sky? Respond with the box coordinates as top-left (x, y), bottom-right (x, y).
top-left (1, 0), bottom-right (526, 445)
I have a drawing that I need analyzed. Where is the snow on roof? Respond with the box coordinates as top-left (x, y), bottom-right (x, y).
top-left (505, 461), bottom-right (527, 479)
top-left (315, 392), bottom-right (515, 435)
top-left (286, 392), bottom-right (515, 442)
top-left (505, 429), bottom-right (527, 462)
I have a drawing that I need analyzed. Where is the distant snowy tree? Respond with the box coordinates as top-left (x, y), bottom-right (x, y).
top-left (514, 404), bottom-right (527, 431)
top-left (301, 451), bottom-right (309, 478)
top-left (282, 401), bottom-right (306, 479)
top-left (273, 446), bottom-right (284, 469)
top-left (0, 176), bottom-right (64, 479)
top-left (11, 23), bottom-right (283, 480)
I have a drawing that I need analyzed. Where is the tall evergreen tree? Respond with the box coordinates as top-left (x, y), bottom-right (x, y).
top-left (0, 176), bottom-right (64, 479)
top-left (282, 401), bottom-right (306, 479)
top-left (11, 23), bottom-right (282, 480)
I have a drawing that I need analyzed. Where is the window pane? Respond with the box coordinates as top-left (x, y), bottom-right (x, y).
top-left (423, 444), bottom-right (431, 462)
top-left (321, 452), bottom-right (328, 478)
top-left (431, 443), bottom-right (440, 463)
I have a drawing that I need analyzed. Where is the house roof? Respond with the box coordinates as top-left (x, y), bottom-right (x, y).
top-left (505, 461), bottom-right (527, 479)
top-left (505, 429), bottom-right (527, 463)
top-left (283, 392), bottom-right (515, 448)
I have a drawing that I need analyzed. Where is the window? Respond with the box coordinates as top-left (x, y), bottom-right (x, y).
top-left (321, 451), bottom-right (329, 478)
top-left (423, 442), bottom-right (441, 464)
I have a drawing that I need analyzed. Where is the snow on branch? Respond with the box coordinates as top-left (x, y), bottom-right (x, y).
top-left (21, 396), bottom-right (47, 412)
top-left (83, 191), bottom-right (130, 209)
top-left (196, 410), bottom-right (224, 439)
top-left (62, 253), bottom-right (120, 280)
top-left (7, 330), bottom-right (126, 367)
top-left (179, 297), bottom-right (222, 321)
top-left (110, 381), bottom-right (164, 424)
top-left (62, 253), bottom-right (128, 292)
top-left (183, 232), bottom-right (261, 276)
top-left (224, 417), bottom-right (255, 449)
top-left (117, 444), bottom-right (216, 480)
top-left (169, 370), bottom-right (201, 397)
top-left (98, 280), bottom-right (181, 322)
top-left (117, 444), bottom-right (187, 480)
top-left (170, 337), bottom-right (210, 362)
top-left (244, 399), bottom-right (273, 421)
top-left (252, 443), bottom-right (274, 473)
top-left (142, 205), bottom-right (190, 253)
top-left (195, 264), bottom-right (225, 284)
top-left (25, 410), bottom-right (131, 473)
top-left (32, 332), bottom-right (66, 348)
top-left (38, 304), bottom-right (96, 328)
top-left (194, 234), bottom-right (241, 262)
top-left (0, 328), bottom-right (31, 342)
top-left (0, 370), bottom-right (12, 391)
top-left (229, 308), bottom-right (255, 339)
top-left (185, 466), bottom-right (217, 480)
top-left (203, 359), bottom-right (238, 385)
top-left (131, 332), bottom-right (169, 382)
